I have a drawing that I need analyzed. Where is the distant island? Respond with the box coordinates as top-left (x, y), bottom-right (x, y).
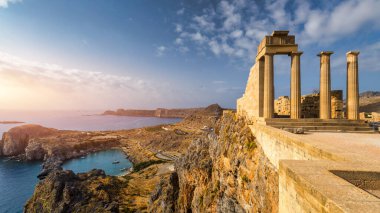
top-left (103, 105), bottom-right (222, 118)
top-left (0, 121), bottom-right (24, 124)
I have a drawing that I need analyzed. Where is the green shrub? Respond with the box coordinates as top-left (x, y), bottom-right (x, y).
top-left (245, 140), bottom-right (256, 150)
top-left (133, 160), bottom-right (166, 172)
top-left (242, 175), bottom-right (249, 183)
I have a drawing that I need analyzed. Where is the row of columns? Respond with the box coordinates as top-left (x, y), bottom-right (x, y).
top-left (263, 52), bottom-right (302, 119)
top-left (319, 51), bottom-right (360, 120)
top-left (262, 51), bottom-right (360, 120)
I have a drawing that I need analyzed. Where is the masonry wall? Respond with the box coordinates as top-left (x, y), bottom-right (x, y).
top-left (273, 90), bottom-right (344, 119)
top-left (237, 63), bottom-right (260, 120)
top-left (249, 124), bottom-right (345, 213)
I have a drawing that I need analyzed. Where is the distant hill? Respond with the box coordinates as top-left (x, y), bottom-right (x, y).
top-left (102, 104), bottom-right (223, 118)
top-left (359, 91), bottom-right (380, 113)
top-left (360, 91), bottom-right (380, 98)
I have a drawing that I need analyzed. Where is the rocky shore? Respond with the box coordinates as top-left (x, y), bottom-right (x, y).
top-left (0, 104), bottom-right (223, 212)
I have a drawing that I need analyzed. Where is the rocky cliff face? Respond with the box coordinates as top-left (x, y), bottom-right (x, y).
top-left (25, 169), bottom-right (121, 213)
top-left (0, 125), bottom-right (58, 156)
top-left (150, 111), bottom-right (278, 212)
top-left (0, 125), bottom-right (120, 162)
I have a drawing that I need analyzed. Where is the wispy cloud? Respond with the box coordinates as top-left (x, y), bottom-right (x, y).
top-left (174, 0), bottom-right (380, 62)
top-left (0, 52), bottom-right (164, 109)
top-left (301, 0), bottom-right (380, 44)
top-left (0, 0), bottom-right (21, 8)
top-left (155, 45), bottom-right (167, 57)
top-left (212, 80), bottom-right (226, 84)
top-left (177, 8), bottom-right (185, 15)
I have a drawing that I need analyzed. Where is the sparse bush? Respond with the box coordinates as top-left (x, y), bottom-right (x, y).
top-left (242, 175), bottom-right (249, 183)
top-left (133, 160), bottom-right (166, 172)
top-left (145, 125), bottom-right (164, 132)
top-left (245, 140), bottom-right (256, 150)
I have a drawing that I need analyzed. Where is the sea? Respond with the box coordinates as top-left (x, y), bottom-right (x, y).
top-left (0, 110), bottom-right (181, 213)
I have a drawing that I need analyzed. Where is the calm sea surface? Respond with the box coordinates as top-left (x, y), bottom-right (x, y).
top-left (0, 110), bottom-right (181, 213)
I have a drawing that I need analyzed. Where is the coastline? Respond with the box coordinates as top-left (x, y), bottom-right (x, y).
top-left (0, 121), bottom-right (24, 124)
top-left (22, 105), bottom-right (222, 212)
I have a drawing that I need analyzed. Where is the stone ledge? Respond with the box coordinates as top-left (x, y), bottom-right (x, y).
top-left (280, 160), bottom-right (380, 213)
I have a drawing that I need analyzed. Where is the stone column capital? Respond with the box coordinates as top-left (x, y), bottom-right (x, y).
top-left (346, 51), bottom-right (360, 56)
top-left (317, 51), bottom-right (334, 57)
top-left (265, 53), bottom-right (275, 56)
top-left (290, 51), bottom-right (303, 56)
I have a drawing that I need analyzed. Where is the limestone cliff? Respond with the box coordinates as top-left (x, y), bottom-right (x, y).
top-left (0, 125), bottom-right (58, 156)
top-left (0, 125), bottom-right (120, 161)
top-left (150, 111), bottom-right (278, 212)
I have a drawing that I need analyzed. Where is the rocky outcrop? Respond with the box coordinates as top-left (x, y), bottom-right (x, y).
top-left (149, 172), bottom-right (179, 212)
top-left (0, 125), bottom-right (58, 156)
top-left (0, 124), bottom-right (121, 161)
top-left (25, 141), bottom-right (47, 161)
top-left (103, 104), bottom-right (223, 118)
top-left (25, 169), bottom-right (120, 213)
top-left (150, 111), bottom-right (278, 212)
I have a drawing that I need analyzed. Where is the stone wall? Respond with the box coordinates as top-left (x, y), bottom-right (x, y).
top-left (360, 112), bottom-right (380, 122)
top-left (237, 63), bottom-right (261, 121)
top-left (274, 96), bottom-right (290, 116)
top-left (331, 90), bottom-right (344, 119)
top-left (273, 90), bottom-right (344, 119)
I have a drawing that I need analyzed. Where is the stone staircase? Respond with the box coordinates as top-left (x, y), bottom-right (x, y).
top-left (260, 118), bottom-right (378, 133)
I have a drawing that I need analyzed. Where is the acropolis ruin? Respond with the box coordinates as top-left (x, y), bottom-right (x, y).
top-left (237, 31), bottom-right (361, 124)
top-left (236, 31), bottom-right (380, 213)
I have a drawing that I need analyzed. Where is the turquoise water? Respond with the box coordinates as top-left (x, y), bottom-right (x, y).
top-left (0, 159), bottom-right (41, 213)
top-left (0, 150), bottom-right (131, 213)
top-left (0, 111), bottom-right (180, 213)
top-left (63, 149), bottom-right (132, 176)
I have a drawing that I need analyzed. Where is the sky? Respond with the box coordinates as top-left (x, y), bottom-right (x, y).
top-left (0, 0), bottom-right (379, 110)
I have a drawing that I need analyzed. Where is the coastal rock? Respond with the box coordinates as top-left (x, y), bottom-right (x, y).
top-left (25, 141), bottom-right (47, 161)
top-left (25, 169), bottom-right (120, 213)
top-left (151, 111), bottom-right (278, 212)
top-left (0, 125), bottom-right (58, 156)
top-left (37, 157), bottom-right (64, 180)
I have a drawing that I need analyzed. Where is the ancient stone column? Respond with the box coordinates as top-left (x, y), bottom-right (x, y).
top-left (346, 51), bottom-right (360, 120)
top-left (263, 53), bottom-right (274, 118)
top-left (290, 52), bottom-right (303, 119)
top-left (318, 51), bottom-right (333, 119)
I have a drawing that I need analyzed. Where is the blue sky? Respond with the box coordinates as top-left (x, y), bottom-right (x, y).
top-left (0, 0), bottom-right (379, 110)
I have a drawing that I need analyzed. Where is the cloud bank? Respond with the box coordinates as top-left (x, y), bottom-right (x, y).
top-left (0, 0), bottom-right (21, 8)
top-left (0, 52), bottom-right (163, 110)
top-left (174, 0), bottom-right (380, 61)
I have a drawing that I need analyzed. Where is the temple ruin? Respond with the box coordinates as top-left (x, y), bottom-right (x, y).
top-left (237, 31), bottom-right (366, 132)
top-left (236, 31), bottom-right (380, 213)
